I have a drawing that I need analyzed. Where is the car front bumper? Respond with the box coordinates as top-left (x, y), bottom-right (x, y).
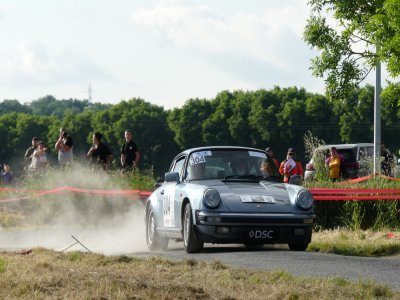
top-left (195, 211), bottom-right (313, 244)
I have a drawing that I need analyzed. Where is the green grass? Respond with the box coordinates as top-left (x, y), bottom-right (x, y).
top-left (0, 257), bottom-right (6, 273)
top-left (310, 229), bottom-right (400, 257)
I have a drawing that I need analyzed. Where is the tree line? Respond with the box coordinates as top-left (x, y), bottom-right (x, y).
top-left (1, 85), bottom-right (400, 177)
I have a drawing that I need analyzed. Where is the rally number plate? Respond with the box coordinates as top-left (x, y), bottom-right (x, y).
top-left (243, 229), bottom-right (276, 241)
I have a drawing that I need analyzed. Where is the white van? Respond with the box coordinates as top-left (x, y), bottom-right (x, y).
top-left (304, 143), bottom-right (374, 181)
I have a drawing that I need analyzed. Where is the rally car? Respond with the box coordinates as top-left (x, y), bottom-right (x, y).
top-left (145, 146), bottom-right (314, 253)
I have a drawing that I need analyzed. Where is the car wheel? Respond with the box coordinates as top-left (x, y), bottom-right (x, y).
top-left (146, 208), bottom-right (168, 251)
top-left (183, 203), bottom-right (203, 253)
top-left (288, 243), bottom-right (308, 251)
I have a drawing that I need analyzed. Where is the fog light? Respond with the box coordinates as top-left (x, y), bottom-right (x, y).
top-left (216, 226), bottom-right (230, 234)
top-left (303, 218), bottom-right (313, 224)
top-left (294, 228), bottom-right (305, 236)
top-left (207, 216), bottom-right (221, 223)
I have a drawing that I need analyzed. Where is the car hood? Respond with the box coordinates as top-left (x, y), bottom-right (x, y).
top-left (206, 180), bottom-right (294, 213)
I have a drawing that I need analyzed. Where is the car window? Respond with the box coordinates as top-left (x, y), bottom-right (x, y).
top-left (365, 146), bottom-right (374, 157)
top-left (185, 149), bottom-right (277, 180)
top-left (172, 157), bottom-right (185, 176)
top-left (337, 149), bottom-right (356, 162)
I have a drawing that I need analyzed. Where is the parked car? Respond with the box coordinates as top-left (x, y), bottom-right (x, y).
top-left (304, 143), bottom-right (374, 181)
top-left (145, 146), bottom-right (314, 253)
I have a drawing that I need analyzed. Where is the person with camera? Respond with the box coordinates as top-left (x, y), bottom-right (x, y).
top-left (55, 127), bottom-right (73, 167)
top-left (29, 141), bottom-right (49, 171)
top-left (87, 132), bottom-right (113, 170)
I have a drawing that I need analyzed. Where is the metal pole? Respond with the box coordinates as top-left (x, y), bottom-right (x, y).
top-left (373, 50), bottom-right (381, 175)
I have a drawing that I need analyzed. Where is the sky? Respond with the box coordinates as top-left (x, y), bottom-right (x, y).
top-left (0, 0), bottom-right (380, 109)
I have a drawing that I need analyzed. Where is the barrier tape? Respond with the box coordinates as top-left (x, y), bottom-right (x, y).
top-left (0, 186), bottom-right (152, 203)
top-left (340, 174), bottom-right (400, 184)
top-left (2, 185), bottom-right (400, 203)
top-left (310, 188), bottom-right (400, 201)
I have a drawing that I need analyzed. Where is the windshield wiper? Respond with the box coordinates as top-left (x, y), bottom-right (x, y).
top-left (224, 174), bottom-right (264, 180)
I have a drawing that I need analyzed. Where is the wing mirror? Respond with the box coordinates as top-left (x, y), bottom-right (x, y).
top-left (165, 172), bottom-right (180, 183)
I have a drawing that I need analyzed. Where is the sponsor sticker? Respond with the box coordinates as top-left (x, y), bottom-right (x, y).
top-left (248, 230), bottom-right (274, 239)
top-left (189, 151), bottom-right (212, 165)
top-left (240, 195), bottom-right (275, 203)
top-left (248, 151), bottom-right (266, 158)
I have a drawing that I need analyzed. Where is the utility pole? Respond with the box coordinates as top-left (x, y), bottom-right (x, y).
top-left (88, 82), bottom-right (92, 104)
top-left (373, 49), bottom-right (381, 175)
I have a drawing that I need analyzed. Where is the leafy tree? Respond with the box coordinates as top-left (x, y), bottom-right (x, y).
top-left (227, 91), bottom-right (254, 146)
top-left (0, 100), bottom-right (31, 115)
top-left (167, 98), bottom-right (212, 149)
top-left (202, 91), bottom-right (235, 145)
top-left (304, 0), bottom-right (400, 100)
top-left (91, 98), bottom-right (178, 175)
top-left (248, 89), bottom-right (282, 151)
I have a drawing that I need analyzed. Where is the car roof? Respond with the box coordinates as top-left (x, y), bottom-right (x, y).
top-left (315, 143), bottom-right (373, 150)
top-left (178, 146), bottom-right (265, 156)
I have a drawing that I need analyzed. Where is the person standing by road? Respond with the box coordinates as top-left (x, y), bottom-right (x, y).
top-left (29, 142), bottom-right (49, 171)
top-left (265, 147), bottom-right (279, 167)
top-left (87, 132), bottom-right (113, 170)
top-left (120, 130), bottom-right (140, 171)
top-left (325, 146), bottom-right (345, 181)
top-left (24, 137), bottom-right (40, 166)
top-left (381, 142), bottom-right (394, 176)
top-left (279, 148), bottom-right (303, 183)
top-left (55, 127), bottom-right (73, 167)
top-left (1, 164), bottom-right (14, 186)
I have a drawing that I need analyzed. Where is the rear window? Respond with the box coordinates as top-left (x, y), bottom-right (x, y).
top-left (337, 149), bottom-right (356, 162)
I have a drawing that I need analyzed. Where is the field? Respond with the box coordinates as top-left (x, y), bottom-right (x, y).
top-left (0, 248), bottom-right (399, 299)
top-left (1, 166), bottom-right (400, 299)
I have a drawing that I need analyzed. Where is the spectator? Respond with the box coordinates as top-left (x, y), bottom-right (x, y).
top-left (120, 130), bottom-right (140, 171)
top-left (1, 164), bottom-right (14, 186)
top-left (381, 142), bottom-right (394, 176)
top-left (29, 142), bottom-right (49, 171)
top-left (265, 147), bottom-right (279, 167)
top-left (24, 137), bottom-right (40, 165)
top-left (279, 148), bottom-right (303, 183)
top-left (87, 132), bottom-right (113, 170)
top-left (55, 127), bottom-right (73, 166)
top-left (325, 146), bottom-right (346, 181)
top-left (260, 160), bottom-right (273, 177)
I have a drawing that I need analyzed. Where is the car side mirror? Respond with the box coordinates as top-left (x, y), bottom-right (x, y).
top-left (165, 172), bottom-right (180, 183)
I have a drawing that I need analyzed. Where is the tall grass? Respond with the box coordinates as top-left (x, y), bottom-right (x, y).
top-left (303, 132), bottom-right (400, 230)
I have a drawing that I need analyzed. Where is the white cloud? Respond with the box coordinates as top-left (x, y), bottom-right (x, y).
top-left (0, 43), bottom-right (113, 87)
top-left (0, 2), bottom-right (7, 19)
top-left (132, 0), bottom-right (308, 72)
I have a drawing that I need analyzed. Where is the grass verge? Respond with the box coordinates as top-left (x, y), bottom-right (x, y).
top-left (310, 229), bottom-right (400, 257)
top-left (0, 248), bottom-right (398, 299)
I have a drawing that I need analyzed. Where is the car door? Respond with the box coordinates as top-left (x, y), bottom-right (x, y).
top-left (159, 156), bottom-right (186, 231)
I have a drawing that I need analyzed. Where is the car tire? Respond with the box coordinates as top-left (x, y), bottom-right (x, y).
top-left (288, 243), bottom-right (308, 251)
top-left (146, 208), bottom-right (168, 251)
top-left (183, 203), bottom-right (203, 253)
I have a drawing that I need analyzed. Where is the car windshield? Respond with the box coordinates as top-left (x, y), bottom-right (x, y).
top-left (185, 149), bottom-right (281, 181)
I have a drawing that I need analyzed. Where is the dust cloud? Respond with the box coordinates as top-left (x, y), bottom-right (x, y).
top-left (0, 164), bottom-right (151, 255)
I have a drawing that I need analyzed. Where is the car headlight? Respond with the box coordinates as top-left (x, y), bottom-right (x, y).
top-left (296, 190), bottom-right (313, 210)
top-left (203, 189), bottom-right (221, 209)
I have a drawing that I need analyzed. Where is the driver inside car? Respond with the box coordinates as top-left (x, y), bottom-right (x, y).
top-left (230, 159), bottom-right (248, 176)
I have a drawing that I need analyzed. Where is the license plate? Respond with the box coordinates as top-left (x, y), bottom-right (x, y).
top-left (244, 229), bottom-right (275, 240)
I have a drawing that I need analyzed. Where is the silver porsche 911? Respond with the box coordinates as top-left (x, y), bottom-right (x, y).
top-left (145, 146), bottom-right (314, 253)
